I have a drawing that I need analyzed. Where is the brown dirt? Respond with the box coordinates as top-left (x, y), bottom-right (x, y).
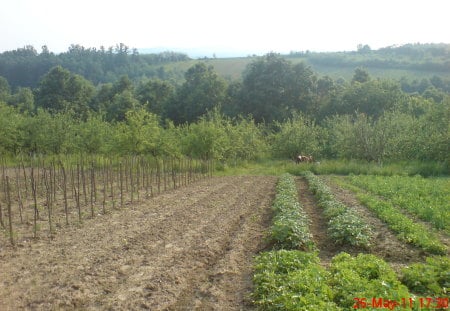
top-left (296, 176), bottom-right (425, 270)
top-left (0, 176), bottom-right (276, 311)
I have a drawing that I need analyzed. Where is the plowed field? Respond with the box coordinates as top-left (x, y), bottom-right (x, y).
top-left (0, 176), bottom-right (276, 310)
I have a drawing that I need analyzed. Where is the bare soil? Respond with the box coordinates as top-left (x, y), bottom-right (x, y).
top-left (0, 176), bottom-right (276, 311)
top-left (296, 176), bottom-right (425, 270)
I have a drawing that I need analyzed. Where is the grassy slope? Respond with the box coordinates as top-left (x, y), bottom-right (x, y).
top-left (161, 51), bottom-right (450, 82)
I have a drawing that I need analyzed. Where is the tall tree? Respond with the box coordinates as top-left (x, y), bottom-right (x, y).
top-left (135, 79), bottom-right (174, 115)
top-left (165, 63), bottom-right (226, 124)
top-left (0, 76), bottom-right (11, 102)
top-left (238, 53), bottom-right (317, 122)
top-left (35, 66), bottom-right (95, 118)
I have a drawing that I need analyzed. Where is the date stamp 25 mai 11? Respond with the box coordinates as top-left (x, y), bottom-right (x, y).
top-left (353, 297), bottom-right (449, 309)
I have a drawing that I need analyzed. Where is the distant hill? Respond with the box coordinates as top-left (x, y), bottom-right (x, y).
top-left (160, 43), bottom-right (450, 82)
top-left (1, 43), bottom-right (449, 88)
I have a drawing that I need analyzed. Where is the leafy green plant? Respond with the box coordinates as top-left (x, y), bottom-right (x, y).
top-left (334, 177), bottom-right (447, 254)
top-left (269, 174), bottom-right (315, 250)
top-left (348, 175), bottom-right (450, 233)
top-left (401, 256), bottom-right (450, 296)
top-left (328, 210), bottom-right (372, 247)
top-left (301, 171), bottom-right (372, 248)
top-left (328, 253), bottom-right (411, 310)
top-left (252, 250), bottom-right (341, 311)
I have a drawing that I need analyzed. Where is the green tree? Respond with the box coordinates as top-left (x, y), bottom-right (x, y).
top-left (166, 63), bottom-right (227, 123)
top-left (0, 76), bottom-right (11, 102)
top-left (115, 109), bottom-right (163, 155)
top-left (135, 79), bottom-right (174, 115)
top-left (271, 113), bottom-right (322, 159)
top-left (22, 109), bottom-right (75, 154)
top-left (106, 90), bottom-right (140, 122)
top-left (35, 66), bottom-right (95, 118)
top-left (0, 103), bottom-right (25, 155)
top-left (352, 67), bottom-right (370, 84)
top-left (339, 79), bottom-right (405, 118)
top-left (8, 87), bottom-right (35, 113)
top-left (239, 53), bottom-right (317, 122)
top-left (72, 114), bottom-right (114, 154)
top-left (239, 53), bottom-right (293, 123)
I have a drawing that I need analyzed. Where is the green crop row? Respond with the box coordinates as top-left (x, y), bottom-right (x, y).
top-left (252, 250), bottom-right (341, 310)
top-left (347, 175), bottom-right (450, 234)
top-left (252, 250), bottom-right (438, 311)
top-left (301, 171), bottom-right (372, 248)
top-left (269, 174), bottom-right (314, 250)
top-left (400, 256), bottom-right (450, 297)
top-left (335, 179), bottom-right (447, 255)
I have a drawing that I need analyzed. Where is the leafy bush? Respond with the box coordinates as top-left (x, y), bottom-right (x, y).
top-left (401, 256), bottom-right (450, 296)
top-left (253, 250), bottom-right (341, 311)
top-left (328, 253), bottom-right (411, 309)
top-left (328, 210), bottom-right (372, 247)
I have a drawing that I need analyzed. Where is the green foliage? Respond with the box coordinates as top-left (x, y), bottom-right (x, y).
top-left (328, 253), bottom-right (411, 309)
top-left (401, 256), bottom-right (450, 296)
top-left (252, 250), bottom-right (340, 311)
top-left (323, 100), bottom-right (450, 163)
top-left (179, 109), bottom-right (266, 161)
top-left (114, 109), bottom-right (175, 156)
top-left (7, 87), bottom-right (35, 113)
top-left (269, 174), bottom-right (314, 250)
top-left (270, 113), bottom-right (323, 159)
top-left (347, 175), bottom-right (450, 233)
top-left (135, 78), bottom-right (174, 115)
top-left (0, 76), bottom-right (11, 101)
top-left (0, 103), bottom-right (25, 155)
top-left (336, 178), bottom-right (447, 254)
top-left (328, 211), bottom-right (372, 247)
top-left (35, 66), bottom-right (95, 118)
top-left (238, 53), bottom-right (318, 123)
top-left (166, 63), bottom-right (227, 124)
top-left (302, 171), bottom-right (372, 248)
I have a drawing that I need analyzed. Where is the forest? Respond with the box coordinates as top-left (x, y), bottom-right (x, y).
top-left (0, 43), bottom-right (448, 168)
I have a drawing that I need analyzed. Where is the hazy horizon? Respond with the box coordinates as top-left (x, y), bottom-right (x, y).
top-left (1, 0), bottom-right (449, 56)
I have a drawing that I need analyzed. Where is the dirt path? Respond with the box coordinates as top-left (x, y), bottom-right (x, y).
top-left (0, 176), bottom-right (276, 311)
top-left (296, 177), bottom-right (425, 269)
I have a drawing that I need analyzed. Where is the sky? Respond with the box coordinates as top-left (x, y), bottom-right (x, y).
top-left (1, 0), bottom-right (449, 57)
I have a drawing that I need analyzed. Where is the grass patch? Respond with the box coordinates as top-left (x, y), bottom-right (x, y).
top-left (214, 159), bottom-right (449, 177)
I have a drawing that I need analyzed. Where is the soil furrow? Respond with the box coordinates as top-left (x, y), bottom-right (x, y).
top-left (297, 176), bottom-right (425, 269)
top-left (0, 176), bottom-right (276, 311)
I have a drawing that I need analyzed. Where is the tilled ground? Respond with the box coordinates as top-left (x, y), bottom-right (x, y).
top-left (0, 176), bottom-right (276, 311)
top-left (296, 176), bottom-right (425, 270)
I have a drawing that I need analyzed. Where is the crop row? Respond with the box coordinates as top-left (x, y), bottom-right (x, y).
top-left (301, 171), bottom-right (372, 248)
top-left (253, 250), bottom-right (450, 310)
top-left (334, 178), bottom-right (447, 255)
top-left (346, 175), bottom-right (450, 234)
top-left (269, 173), bottom-right (314, 250)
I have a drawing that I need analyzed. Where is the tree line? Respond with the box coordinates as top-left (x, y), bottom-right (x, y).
top-left (0, 43), bottom-right (189, 88)
top-left (0, 51), bottom-right (448, 164)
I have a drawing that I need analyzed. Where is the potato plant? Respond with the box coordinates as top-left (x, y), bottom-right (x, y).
top-left (335, 178), bottom-right (447, 255)
top-left (401, 256), bottom-right (450, 296)
top-left (347, 175), bottom-right (450, 233)
top-left (252, 250), bottom-right (341, 311)
top-left (269, 174), bottom-right (314, 250)
top-left (301, 171), bottom-right (372, 248)
top-left (328, 253), bottom-right (411, 310)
